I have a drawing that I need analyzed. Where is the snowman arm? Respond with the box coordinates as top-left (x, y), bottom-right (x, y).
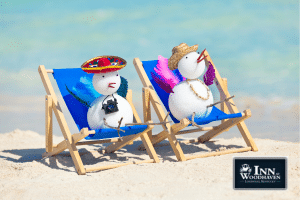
top-left (203, 61), bottom-right (216, 86)
top-left (65, 85), bottom-right (91, 108)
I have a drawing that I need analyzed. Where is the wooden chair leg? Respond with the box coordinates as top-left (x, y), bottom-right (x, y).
top-left (143, 87), bottom-right (188, 161)
top-left (143, 87), bottom-right (152, 141)
top-left (42, 140), bottom-right (67, 158)
top-left (68, 144), bottom-right (86, 175)
top-left (42, 135), bottom-right (87, 175)
top-left (105, 124), bottom-right (154, 154)
top-left (166, 133), bottom-right (187, 161)
top-left (140, 130), bottom-right (160, 163)
top-left (39, 65), bottom-right (87, 175)
top-left (198, 109), bottom-right (251, 143)
top-left (126, 89), bottom-right (141, 146)
top-left (45, 95), bottom-right (53, 153)
top-left (166, 118), bottom-right (190, 162)
top-left (105, 134), bottom-right (137, 154)
top-left (45, 95), bottom-right (53, 152)
top-left (60, 128), bottom-right (91, 175)
top-left (220, 78), bottom-right (229, 130)
top-left (236, 121), bottom-right (258, 151)
top-left (42, 128), bottom-right (91, 156)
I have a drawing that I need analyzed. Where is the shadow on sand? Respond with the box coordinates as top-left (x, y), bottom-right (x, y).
top-left (0, 138), bottom-right (245, 173)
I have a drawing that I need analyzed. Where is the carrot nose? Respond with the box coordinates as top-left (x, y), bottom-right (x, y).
top-left (197, 48), bottom-right (207, 63)
top-left (108, 82), bottom-right (116, 88)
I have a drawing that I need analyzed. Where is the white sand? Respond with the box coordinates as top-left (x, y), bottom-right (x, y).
top-left (0, 129), bottom-right (299, 200)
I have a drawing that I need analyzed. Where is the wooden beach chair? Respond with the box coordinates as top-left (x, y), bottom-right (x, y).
top-left (133, 50), bottom-right (258, 162)
top-left (38, 66), bottom-right (159, 175)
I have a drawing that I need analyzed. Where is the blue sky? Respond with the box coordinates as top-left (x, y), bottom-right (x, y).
top-left (0, 0), bottom-right (299, 142)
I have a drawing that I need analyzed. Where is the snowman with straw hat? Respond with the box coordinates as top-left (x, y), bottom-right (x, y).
top-left (152, 43), bottom-right (216, 121)
top-left (167, 43), bottom-right (215, 120)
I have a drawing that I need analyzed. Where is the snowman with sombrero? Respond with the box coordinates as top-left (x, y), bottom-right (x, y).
top-left (81, 56), bottom-right (133, 130)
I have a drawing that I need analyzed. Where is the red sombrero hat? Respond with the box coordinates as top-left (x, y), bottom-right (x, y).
top-left (81, 55), bottom-right (127, 73)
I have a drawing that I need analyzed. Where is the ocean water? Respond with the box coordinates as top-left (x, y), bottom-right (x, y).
top-left (0, 1), bottom-right (298, 142)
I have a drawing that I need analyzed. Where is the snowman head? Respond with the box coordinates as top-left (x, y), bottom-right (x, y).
top-left (178, 51), bottom-right (206, 79)
top-left (92, 71), bottom-right (121, 95)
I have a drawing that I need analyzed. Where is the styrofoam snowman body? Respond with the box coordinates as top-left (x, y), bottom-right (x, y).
top-left (87, 71), bottom-right (133, 129)
top-left (168, 52), bottom-right (214, 120)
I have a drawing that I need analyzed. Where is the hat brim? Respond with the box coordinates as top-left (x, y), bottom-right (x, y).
top-left (81, 55), bottom-right (127, 74)
top-left (82, 65), bottom-right (125, 73)
top-left (168, 44), bottom-right (198, 70)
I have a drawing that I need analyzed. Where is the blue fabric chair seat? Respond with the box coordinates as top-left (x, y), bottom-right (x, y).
top-left (52, 68), bottom-right (145, 140)
top-left (187, 106), bottom-right (242, 126)
top-left (85, 125), bottom-right (148, 140)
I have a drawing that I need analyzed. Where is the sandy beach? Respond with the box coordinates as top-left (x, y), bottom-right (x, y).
top-left (0, 129), bottom-right (299, 200)
top-left (0, 0), bottom-right (298, 199)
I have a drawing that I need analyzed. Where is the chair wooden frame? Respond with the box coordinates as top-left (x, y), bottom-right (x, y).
top-left (133, 50), bottom-right (258, 162)
top-left (38, 65), bottom-right (159, 175)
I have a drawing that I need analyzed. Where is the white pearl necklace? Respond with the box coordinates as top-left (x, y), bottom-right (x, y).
top-left (186, 79), bottom-right (210, 100)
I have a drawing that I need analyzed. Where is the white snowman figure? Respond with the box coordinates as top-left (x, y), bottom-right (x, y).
top-left (167, 43), bottom-right (215, 120)
top-left (81, 56), bottom-right (133, 129)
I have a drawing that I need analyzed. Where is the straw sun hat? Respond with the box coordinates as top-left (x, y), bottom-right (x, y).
top-left (168, 43), bottom-right (199, 70)
top-left (81, 55), bottom-right (127, 74)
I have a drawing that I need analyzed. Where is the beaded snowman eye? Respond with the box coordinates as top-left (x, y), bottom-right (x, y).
top-left (102, 76), bottom-right (105, 78)
top-left (116, 74), bottom-right (118, 76)
top-left (186, 56), bottom-right (188, 59)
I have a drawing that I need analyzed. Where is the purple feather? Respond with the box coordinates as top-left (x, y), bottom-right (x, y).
top-left (151, 55), bottom-right (182, 93)
top-left (151, 72), bottom-right (174, 93)
top-left (203, 61), bottom-right (215, 86)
